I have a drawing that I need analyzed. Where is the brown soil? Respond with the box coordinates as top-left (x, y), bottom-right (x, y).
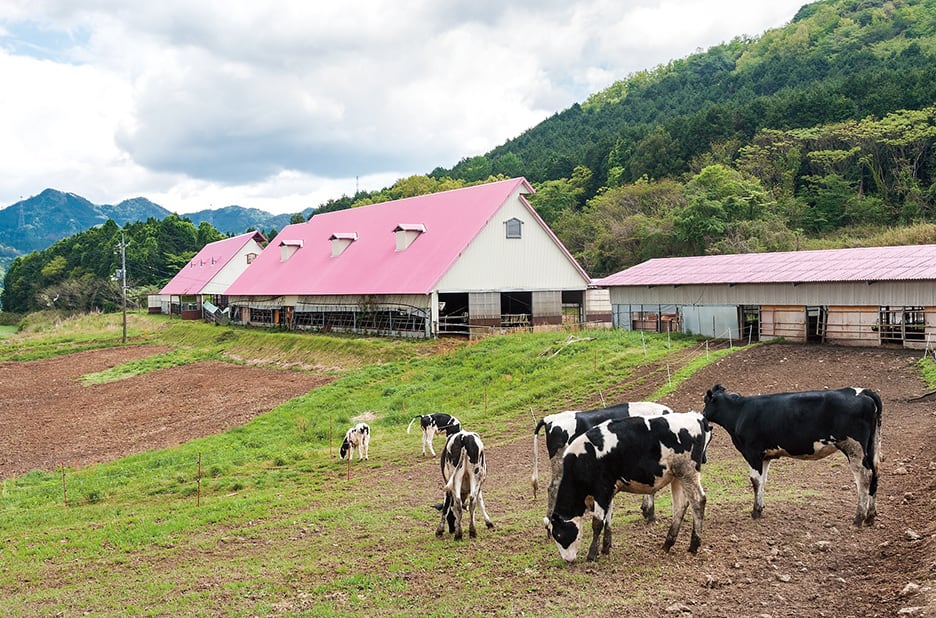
top-left (1, 343), bottom-right (934, 616)
top-left (0, 346), bottom-right (333, 479)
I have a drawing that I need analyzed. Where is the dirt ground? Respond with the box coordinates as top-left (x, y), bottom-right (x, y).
top-left (1, 343), bottom-right (934, 616)
top-left (0, 346), bottom-right (333, 479)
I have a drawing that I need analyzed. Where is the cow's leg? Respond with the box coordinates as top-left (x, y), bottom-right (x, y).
top-left (840, 439), bottom-right (873, 525)
top-left (451, 476), bottom-right (465, 541)
top-left (663, 479), bottom-right (689, 552)
top-left (547, 454), bottom-right (563, 518)
top-left (586, 514), bottom-right (605, 562)
top-left (467, 492), bottom-right (478, 539)
top-left (682, 474), bottom-right (706, 554)
top-left (640, 494), bottom-right (656, 523)
top-left (748, 459), bottom-right (771, 519)
top-left (436, 494), bottom-right (450, 537)
top-left (600, 500), bottom-right (614, 555)
top-left (427, 430), bottom-right (437, 457)
top-left (363, 435), bottom-right (369, 460)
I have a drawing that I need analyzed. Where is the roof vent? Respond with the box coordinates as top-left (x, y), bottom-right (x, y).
top-left (279, 240), bottom-right (303, 261)
top-left (394, 223), bottom-right (426, 251)
top-left (329, 232), bottom-right (358, 257)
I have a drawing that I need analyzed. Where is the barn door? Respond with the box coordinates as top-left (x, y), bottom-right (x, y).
top-left (806, 306), bottom-right (827, 343)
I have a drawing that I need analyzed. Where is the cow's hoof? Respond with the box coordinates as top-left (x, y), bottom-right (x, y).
top-left (751, 509), bottom-right (763, 520)
top-left (454, 533), bottom-right (463, 542)
top-left (435, 530), bottom-right (444, 538)
top-left (486, 522), bottom-right (495, 529)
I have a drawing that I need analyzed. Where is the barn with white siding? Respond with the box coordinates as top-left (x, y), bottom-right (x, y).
top-left (223, 178), bottom-right (609, 338)
top-left (593, 245), bottom-right (936, 350)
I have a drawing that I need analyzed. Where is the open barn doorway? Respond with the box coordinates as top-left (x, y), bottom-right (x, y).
top-left (501, 291), bottom-right (532, 329)
top-left (438, 292), bottom-right (469, 335)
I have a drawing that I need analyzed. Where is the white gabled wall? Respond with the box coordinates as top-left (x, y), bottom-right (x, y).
top-left (436, 189), bottom-right (588, 292)
top-left (201, 238), bottom-right (266, 295)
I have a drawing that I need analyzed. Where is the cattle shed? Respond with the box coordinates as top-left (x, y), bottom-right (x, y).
top-left (593, 244), bottom-right (936, 350)
top-left (224, 178), bottom-right (609, 338)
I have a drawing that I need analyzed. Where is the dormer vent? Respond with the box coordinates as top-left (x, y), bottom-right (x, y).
top-left (394, 223), bottom-right (426, 251)
top-left (279, 240), bottom-right (303, 262)
top-left (329, 232), bottom-right (358, 257)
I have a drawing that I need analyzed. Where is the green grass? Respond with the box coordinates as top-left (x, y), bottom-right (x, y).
top-left (919, 355), bottom-right (936, 388)
top-left (0, 312), bottom-right (846, 616)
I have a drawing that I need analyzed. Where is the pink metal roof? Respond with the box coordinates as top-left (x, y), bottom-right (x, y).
top-left (160, 231), bottom-right (266, 295)
top-left (593, 245), bottom-right (936, 287)
top-left (226, 177), bottom-right (571, 297)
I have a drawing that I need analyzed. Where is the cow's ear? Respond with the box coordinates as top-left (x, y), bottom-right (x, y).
top-left (704, 389), bottom-right (713, 403)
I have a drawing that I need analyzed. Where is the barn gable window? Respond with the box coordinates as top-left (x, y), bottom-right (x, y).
top-left (393, 223), bottom-right (426, 251)
top-left (246, 252), bottom-right (258, 264)
top-left (279, 240), bottom-right (303, 262)
top-left (505, 217), bottom-right (523, 239)
top-left (330, 232), bottom-right (358, 257)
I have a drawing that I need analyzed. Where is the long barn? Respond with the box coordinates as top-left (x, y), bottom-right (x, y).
top-left (594, 245), bottom-right (936, 350)
top-left (223, 178), bottom-right (609, 338)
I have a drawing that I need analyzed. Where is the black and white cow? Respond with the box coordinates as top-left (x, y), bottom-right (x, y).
top-left (339, 422), bottom-right (370, 461)
top-left (435, 430), bottom-right (494, 540)
top-left (533, 402), bottom-right (673, 527)
top-left (547, 412), bottom-right (711, 563)
top-left (702, 384), bottom-right (882, 525)
top-left (407, 413), bottom-right (462, 457)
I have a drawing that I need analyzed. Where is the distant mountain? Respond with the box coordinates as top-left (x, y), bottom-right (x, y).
top-left (98, 197), bottom-right (171, 224)
top-left (183, 205), bottom-right (297, 237)
top-left (0, 189), bottom-right (310, 262)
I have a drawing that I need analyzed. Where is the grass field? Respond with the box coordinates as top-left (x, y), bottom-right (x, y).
top-left (0, 311), bottom-right (743, 616)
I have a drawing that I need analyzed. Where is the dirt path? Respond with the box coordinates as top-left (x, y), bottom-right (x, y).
top-left (1, 343), bottom-right (933, 616)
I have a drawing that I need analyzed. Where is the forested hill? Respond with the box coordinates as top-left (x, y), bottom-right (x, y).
top-left (421, 0), bottom-right (936, 277)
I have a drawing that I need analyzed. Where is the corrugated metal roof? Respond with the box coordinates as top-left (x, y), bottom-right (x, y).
top-left (593, 245), bottom-right (936, 287)
top-left (225, 177), bottom-right (587, 297)
top-left (160, 231), bottom-right (266, 295)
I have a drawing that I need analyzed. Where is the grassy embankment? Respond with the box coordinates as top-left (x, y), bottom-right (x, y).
top-left (0, 311), bottom-right (745, 616)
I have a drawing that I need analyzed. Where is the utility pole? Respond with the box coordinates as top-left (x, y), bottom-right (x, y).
top-left (118, 233), bottom-right (128, 344)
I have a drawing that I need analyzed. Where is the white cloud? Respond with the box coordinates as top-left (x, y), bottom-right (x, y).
top-left (0, 0), bottom-right (806, 214)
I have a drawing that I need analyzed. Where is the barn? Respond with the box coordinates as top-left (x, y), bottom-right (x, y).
top-left (593, 245), bottom-right (936, 350)
top-left (223, 177), bottom-right (609, 338)
top-left (154, 231), bottom-right (267, 320)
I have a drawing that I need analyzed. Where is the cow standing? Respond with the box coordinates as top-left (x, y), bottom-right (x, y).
top-left (702, 384), bottom-right (882, 525)
top-left (407, 413), bottom-right (461, 456)
top-left (435, 431), bottom-right (494, 540)
top-left (339, 422), bottom-right (370, 461)
top-left (533, 402), bottom-right (673, 544)
top-left (547, 413), bottom-right (711, 563)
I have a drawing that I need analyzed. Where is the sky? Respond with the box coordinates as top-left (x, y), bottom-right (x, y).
top-left (0, 1), bottom-right (809, 216)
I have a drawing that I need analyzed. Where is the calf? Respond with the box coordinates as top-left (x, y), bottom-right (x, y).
top-left (547, 413), bottom-right (710, 563)
top-left (435, 431), bottom-right (494, 540)
top-left (533, 402), bottom-right (673, 534)
top-left (339, 422), bottom-right (370, 461)
top-left (702, 384), bottom-right (882, 525)
top-left (407, 413), bottom-right (462, 456)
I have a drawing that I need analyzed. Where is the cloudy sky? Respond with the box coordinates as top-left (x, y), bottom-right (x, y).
top-left (0, 1), bottom-right (807, 215)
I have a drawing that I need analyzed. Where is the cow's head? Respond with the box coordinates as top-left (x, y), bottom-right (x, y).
top-left (546, 514), bottom-right (584, 563)
top-left (339, 439), bottom-right (350, 460)
top-left (702, 384), bottom-right (729, 420)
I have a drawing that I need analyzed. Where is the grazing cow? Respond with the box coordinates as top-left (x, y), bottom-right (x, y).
top-left (533, 402), bottom-right (673, 528)
top-left (547, 413), bottom-right (711, 563)
top-left (435, 431), bottom-right (494, 540)
top-left (702, 384), bottom-right (882, 525)
top-left (407, 413), bottom-right (462, 456)
top-left (339, 422), bottom-right (370, 461)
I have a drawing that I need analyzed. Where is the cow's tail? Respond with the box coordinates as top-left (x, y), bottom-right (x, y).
top-left (531, 409), bottom-right (543, 500)
top-left (862, 388), bottom-right (884, 497)
top-left (406, 416), bottom-right (419, 435)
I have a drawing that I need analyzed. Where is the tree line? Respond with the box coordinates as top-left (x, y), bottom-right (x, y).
top-left (1, 216), bottom-right (224, 314)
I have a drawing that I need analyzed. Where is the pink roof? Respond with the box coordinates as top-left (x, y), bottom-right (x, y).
top-left (160, 231), bottom-right (266, 295)
top-left (593, 245), bottom-right (936, 287)
top-left (226, 178), bottom-right (568, 296)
